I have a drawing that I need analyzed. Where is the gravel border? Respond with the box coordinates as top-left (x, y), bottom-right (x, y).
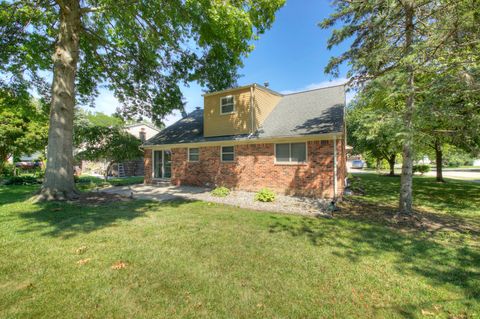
top-left (103, 184), bottom-right (332, 217)
top-left (187, 189), bottom-right (332, 217)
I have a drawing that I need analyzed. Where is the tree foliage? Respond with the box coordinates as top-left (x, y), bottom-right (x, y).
top-left (347, 80), bottom-right (403, 175)
top-left (322, 0), bottom-right (479, 213)
top-left (0, 0), bottom-right (285, 123)
top-left (0, 83), bottom-right (48, 169)
top-left (0, 0), bottom-right (285, 199)
top-left (74, 125), bottom-right (143, 180)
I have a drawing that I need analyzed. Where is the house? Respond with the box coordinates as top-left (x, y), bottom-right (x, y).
top-left (125, 123), bottom-right (161, 143)
top-left (143, 83), bottom-right (347, 198)
top-left (81, 122), bottom-right (161, 177)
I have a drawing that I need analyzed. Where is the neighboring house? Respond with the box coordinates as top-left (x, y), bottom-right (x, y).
top-left (125, 123), bottom-right (161, 143)
top-left (81, 122), bottom-right (161, 177)
top-left (143, 83), bottom-right (347, 198)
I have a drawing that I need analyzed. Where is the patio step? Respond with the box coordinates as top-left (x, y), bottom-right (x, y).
top-left (151, 180), bottom-right (171, 186)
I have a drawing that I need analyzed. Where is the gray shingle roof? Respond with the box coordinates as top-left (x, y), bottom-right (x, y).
top-left (144, 85), bottom-right (345, 146)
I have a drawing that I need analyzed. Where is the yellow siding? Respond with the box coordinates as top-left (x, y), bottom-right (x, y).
top-left (203, 87), bottom-right (252, 137)
top-left (253, 87), bottom-right (282, 131)
top-left (203, 85), bottom-right (282, 137)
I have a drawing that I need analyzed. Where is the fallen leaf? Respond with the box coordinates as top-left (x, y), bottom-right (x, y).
top-left (111, 261), bottom-right (127, 270)
top-left (77, 258), bottom-right (91, 265)
top-left (421, 309), bottom-right (435, 316)
top-left (75, 246), bottom-right (88, 254)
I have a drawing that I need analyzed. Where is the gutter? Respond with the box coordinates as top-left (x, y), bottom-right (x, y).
top-left (250, 84), bottom-right (256, 134)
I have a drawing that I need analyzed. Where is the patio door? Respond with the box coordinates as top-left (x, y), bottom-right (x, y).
top-left (153, 150), bottom-right (172, 179)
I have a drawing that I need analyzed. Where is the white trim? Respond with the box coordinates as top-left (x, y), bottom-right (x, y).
top-left (152, 149), bottom-right (172, 179)
top-left (220, 145), bottom-right (235, 162)
top-left (143, 132), bottom-right (343, 150)
top-left (274, 142), bottom-right (308, 164)
top-left (220, 95), bottom-right (236, 115)
top-left (188, 147), bottom-right (199, 162)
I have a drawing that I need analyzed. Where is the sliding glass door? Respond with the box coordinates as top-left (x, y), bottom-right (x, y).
top-left (153, 150), bottom-right (171, 179)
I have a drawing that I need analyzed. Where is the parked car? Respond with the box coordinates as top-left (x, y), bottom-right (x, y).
top-left (351, 160), bottom-right (365, 169)
top-left (15, 161), bottom-right (43, 169)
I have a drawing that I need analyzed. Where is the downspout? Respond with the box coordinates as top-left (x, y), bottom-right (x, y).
top-left (333, 135), bottom-right (337, 199)
top-left (250, 84), bottom-right (255, 135)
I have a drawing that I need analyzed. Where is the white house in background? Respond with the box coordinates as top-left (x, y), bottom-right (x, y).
top-left (125, 123), bottom-right (161, 143)
top-left (81, 122), bottom-right (161, 177)
top-left (473, 159), bottom-right (480, 167)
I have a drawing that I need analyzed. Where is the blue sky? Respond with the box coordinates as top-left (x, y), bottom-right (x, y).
top-left (92, 0), bottom-right (351, 126)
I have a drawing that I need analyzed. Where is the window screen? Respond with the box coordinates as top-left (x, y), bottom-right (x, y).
top-left (275, 143), bottom-right (307, 163)
top-left (188, 148), bottom-right (199, 162)
top-left (291, 143), bottom-right (306, 162)
top-left (221, 146), bottom-right (234, 162)
top-left (220, 96), bottom-right (234, 114)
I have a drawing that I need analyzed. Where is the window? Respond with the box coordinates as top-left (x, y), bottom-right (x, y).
top-left (220, 96), bottom-right (235, 114)
top-left (188, 148), bottom-right (199, 162)
top-left (275, 143), bottom-right (307, 163)
top-left (221, 146), bottom-right (235, 162)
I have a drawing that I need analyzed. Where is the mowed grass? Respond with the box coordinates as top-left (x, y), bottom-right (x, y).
top-left (0, 179), bottom-right (479, 318)
top-left (350, 173), bottom-right (480, 217)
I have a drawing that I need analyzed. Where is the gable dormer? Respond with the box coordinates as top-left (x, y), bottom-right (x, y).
top-left (203, 84), bottom-right (282, 137)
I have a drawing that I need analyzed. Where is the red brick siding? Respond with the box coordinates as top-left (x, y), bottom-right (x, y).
top-left (143, 138), bottom-right (346, 198)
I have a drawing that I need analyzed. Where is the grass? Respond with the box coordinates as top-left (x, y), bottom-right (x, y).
top-left (349, 173), bottom-right (480, 217)
top-left (0, 176), bottom-right (479, 318)
top-left (75, 175), bottom-right (144, 191)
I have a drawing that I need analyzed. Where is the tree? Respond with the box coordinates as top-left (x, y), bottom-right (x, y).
top-left (0, 83), bottom-right (48, 172)
top-left (0, 0), bottom-right (285, 200)
top-left (75, 125), bottom-right (142, 181)
top-left (347, 80), bottom-right (403, 176)
top-left (321, 0), bottom-right (478, 214)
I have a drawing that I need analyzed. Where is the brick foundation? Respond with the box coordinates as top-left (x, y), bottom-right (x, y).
top-left (144, 139), bottom-right (346, 198)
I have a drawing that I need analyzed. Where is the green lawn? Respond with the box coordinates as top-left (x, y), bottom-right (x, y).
top-left (0, 175), bottom-right (479, 318)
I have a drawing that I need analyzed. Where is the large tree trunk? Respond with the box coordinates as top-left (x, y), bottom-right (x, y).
top-left (40, 0), bottom-right (81, 200)
top-left (399, 4), bottom-right (415, 215)
top-left (435, 139), bottom-right (444, 182)
top-left (388, 154), bottom-right (396, 176)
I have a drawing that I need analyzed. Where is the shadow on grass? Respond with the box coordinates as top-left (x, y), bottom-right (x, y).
top-left (353, 173), bottom-right (480, 215)
top-left (268, 214), bottom-right (480, 306)
top-left (17, 197), bottom-right (194, 239)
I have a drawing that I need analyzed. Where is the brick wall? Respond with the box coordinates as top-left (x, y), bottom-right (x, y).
top-left (144, 138), bottom-right (346, 198)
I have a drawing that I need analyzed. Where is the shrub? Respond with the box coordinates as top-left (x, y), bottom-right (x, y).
top-left (211, 186), bottom-right (230, 197)
top-left (4, 175), bottom-right (41, 185)
top-left (255, 188), bottom-right (276, 202)
top-left (0, 163), bottom-right (15, 178)
top-left (413, 164), bottom-right (430, 175)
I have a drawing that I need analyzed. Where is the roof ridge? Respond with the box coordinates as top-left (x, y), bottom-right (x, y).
top-left (282, 83), bottom-right (346, 96)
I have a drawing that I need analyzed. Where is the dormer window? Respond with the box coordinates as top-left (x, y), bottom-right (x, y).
top-left (220, 95), bottom-right (235, 114)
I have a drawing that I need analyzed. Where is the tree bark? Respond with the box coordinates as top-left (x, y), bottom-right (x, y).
top-left (388, 154), bottom-right (396, 176)
top-left (435, 139), bottom-right (444, 182)
top-left (399, 4), bottom-right (415, 215)
top-left (104, 161), bottom-right (114, 182)
top-left (40, 0), bottom-right (81, 200)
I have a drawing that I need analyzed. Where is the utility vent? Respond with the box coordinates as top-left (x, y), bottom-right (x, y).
top-left (264, 81), bottom-right (269, 88)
